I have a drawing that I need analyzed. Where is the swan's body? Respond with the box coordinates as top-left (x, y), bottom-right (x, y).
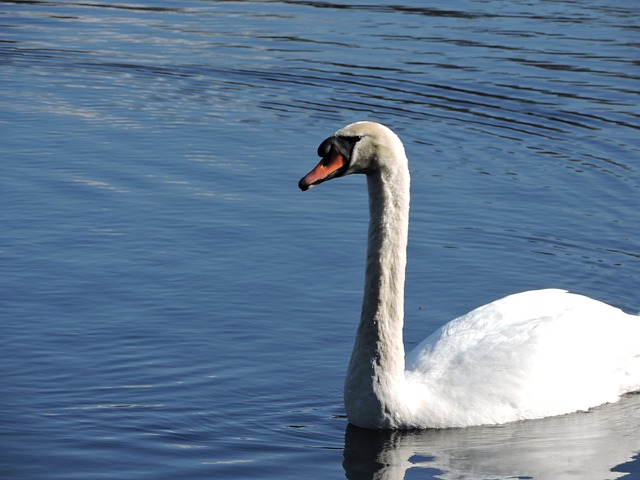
top-left (299, 121), bottom-right (640, 429)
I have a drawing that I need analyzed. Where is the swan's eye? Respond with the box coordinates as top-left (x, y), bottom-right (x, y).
top-left (317, 135), bottom-right (362, 159)
top-left (334, 135), bottom-right (362, 158)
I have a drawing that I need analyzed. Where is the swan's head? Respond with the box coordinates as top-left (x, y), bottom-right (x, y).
top-left (298, 121), bottom-right (406, 191)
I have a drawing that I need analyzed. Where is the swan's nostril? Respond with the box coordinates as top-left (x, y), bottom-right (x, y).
top-left (298, 150), bottom-right (347, 192)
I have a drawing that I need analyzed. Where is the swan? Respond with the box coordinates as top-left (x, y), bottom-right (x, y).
top-left (298, 121), bottom-right (640, 429)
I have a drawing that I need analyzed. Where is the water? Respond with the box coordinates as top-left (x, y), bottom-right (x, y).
top-left (1, 1), bottom-right (639, 478)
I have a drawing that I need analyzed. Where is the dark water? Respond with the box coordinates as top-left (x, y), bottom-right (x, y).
top-left (1, 1), bottom-right (639, 479)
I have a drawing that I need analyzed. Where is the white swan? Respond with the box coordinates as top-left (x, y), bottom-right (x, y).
top-left (298, 121), bottom-right (640, 429)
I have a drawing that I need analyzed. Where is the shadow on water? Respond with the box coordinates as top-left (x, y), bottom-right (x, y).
top-left (343, 393), bottom-right (640, 480)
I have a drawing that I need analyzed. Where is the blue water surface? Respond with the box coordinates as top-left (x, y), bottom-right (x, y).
top-left (1, 1), bottom-right (639, 479)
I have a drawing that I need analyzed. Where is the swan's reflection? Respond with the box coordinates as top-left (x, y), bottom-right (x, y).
top-left (344, 393), bottom-right (640, 480)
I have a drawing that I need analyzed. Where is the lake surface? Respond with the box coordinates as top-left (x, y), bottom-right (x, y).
top-left (1, 1), bottom-right (639, 478)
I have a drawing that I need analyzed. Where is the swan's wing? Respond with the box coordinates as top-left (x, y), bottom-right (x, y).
top-left (405, 289), bottom-right (640, 424)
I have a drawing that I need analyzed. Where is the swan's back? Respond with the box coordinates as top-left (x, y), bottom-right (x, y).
top-left (404, 289), bottom-right (640, 428)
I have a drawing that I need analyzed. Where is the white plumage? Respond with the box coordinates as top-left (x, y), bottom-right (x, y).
top-left (405, 288), bottom-right (640, 428)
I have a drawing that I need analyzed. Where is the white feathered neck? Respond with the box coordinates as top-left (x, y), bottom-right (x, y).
top-left (343, 131), bottom-right (412, 429)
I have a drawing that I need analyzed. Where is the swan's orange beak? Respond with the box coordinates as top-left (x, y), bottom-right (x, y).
top-left (299, 145), bottom-right (348, 191)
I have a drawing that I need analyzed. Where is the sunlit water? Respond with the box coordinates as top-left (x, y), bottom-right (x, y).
top-left (1, 1), bottom-right (639, 479)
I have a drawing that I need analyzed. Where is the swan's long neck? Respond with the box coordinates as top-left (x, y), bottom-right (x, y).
top-left (344, 160), bottom-right (411, 428)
